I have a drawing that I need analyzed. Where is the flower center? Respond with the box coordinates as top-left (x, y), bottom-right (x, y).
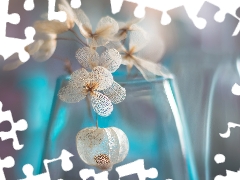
top-left (94, 154), bottom-right (111, 170)
top-left (84, 82), bottom-right (99, 94)
top-left (124, 47), bottom-right (136, 60)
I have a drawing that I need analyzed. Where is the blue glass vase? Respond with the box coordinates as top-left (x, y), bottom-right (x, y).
top-left (39, 68), bottom-right (198, 180)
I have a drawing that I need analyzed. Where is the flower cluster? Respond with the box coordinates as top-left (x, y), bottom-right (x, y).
top-left (9, 0), bottom-right (169, 117)
top-left (8, 0), bottom-right (171, 171)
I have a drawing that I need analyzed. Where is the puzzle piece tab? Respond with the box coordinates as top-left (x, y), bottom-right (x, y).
top-left (110, 0), bottom-right (240, 34)
top-left (19, 149), bottom-right (73, 180)
top-left (116, 159), bottom-right (158, 180)
top-left (24, 0), bottom-right (35, 11)
top-left (0, 156), bottom-right (15, 180)
top-left (0, 101), bottom-right (28, 150)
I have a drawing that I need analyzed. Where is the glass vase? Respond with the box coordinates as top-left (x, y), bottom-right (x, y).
top-left (39, 69), bottom-right (198, 180)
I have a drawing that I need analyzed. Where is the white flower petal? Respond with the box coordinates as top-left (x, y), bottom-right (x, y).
top-left (58, 4), bottom-right (75, 29)
top-left (34, 20), bottom-right (69, 34)
top-left (115, 18), bottom-right (142, 40)
top-left (70, 68), bottom-right (90, 86)
top-left (100, 49), bottom-right (122, 73)
top-left (105, 41), bottom-right (127, 52)
top-left (58, 83), bottom-right (87, 103)
top-left (88, 37), bottom-right (108, 47)
top-left (135, 56), bottom-right (173, 79)
top-left (74, 9), bottom-right (92, 38)
top-left (26, 40), bottom-right (44, 55)
top-left (103, 81), bottom-right (126, 104)
top-left (32, 39), bottom-right (57, 62)
top-left (129, 25), bottom-right (149, 53)
top-left (90, 66), bottom-right (113, 90)
top-left (96, 16), bottom-right (119, 38)
top-left (75, 47), bottom-right (99, 71)
top-left (3, 58), bottom-right (24, 71)
top-left (91, 91), bottom-right (113, 117)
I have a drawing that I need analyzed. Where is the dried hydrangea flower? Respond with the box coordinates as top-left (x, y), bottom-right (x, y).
top-left (25, 33), bottom-right (57, 62)
top-left (115, 18), bottom-right (142, 40)
top-left (58, 67), bottom-right (126, 116)
top-left (106, 28), bottom-right (171, 81)
top-left (74, 9), bottom-right (119, 47)
top-left (76, 127), bottom-right (129, 171)
top-left (34, 0), bottom-right (75, 35)
top-left (75, 47), bottom-right (122, 73)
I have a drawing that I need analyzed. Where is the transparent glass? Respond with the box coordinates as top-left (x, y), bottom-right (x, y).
top-left (39, 72), bottom-right (198, 180)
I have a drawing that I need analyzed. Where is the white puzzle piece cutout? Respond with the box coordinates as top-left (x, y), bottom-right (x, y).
top-left (0, 101), bottom-right (28, 150)
top-left (116, 159), bottom-right (158, 180)
top-left (24, 0), bottom-right (35, 11)
top-left (0, 156), bottom-right (15, 180)
top-left (110, 0), bottom-right (240, 33)
top-left (19, 149), bottom-right (74, 180)
top-left (0, 0), bottom-right (35, 62)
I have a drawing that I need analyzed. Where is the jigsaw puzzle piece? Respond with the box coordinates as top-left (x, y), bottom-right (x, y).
top-left (0, 0), bottom-right (20, 38)
top-left (0, 0), bottom-right (35, 62)
top-left (0, 156), bottom-right (15, 180)
top-left (197, 1), bottom-right (239, 52)
top-left (206, 0), bottom-right (240, 23)
top-left (116, 159), bottom-right (158, 180)
top-left (0, 101), bottom-right (28, 150)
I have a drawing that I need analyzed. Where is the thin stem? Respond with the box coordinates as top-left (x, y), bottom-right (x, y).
top-left (52, 56), bottom-right (73, 75)
top-left (69, 29), bottom-right (88, 47)
top-left (86, 95), bottom-right (99, 128)
top-left (96, 115), bottom-right (98, 129)
top-left (86, 95), bottom-right (93, 121)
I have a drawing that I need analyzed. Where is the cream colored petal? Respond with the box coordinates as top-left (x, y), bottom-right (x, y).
top-left (100, 49), bottom-right (122, 73)
top-left (110, 127), bottom-right (129, 163)
top-left (114, 31), bottom-right (127, 41)
top-left (88, 37), bottom-right (108, 47)
top-left (103, 81), bottom-right (126, 104)
top-left (25, 40), bottom-right (44, 55)
top-left (58, 83), bottom-right (87, 103)
top-left (75, 47), bottom-right (100, 71)
top-left (129, 25), bottom-right (149, 53)
top-left (136, 57), bottom-right (172, 78)
top-left (3, 58), bottom-right (24, 71)
top-left (90, 66), bottom-right (113, 91)
top-left (34, 32), bottom-right (56, 41)
top-left (32, 39), bottom-right (57, 62)
top-left (134, 61), bottom-right (156, 81)
top-left (76, 127), bottom-right (106, 166)
top-left (95, 16), bottom-right (119, 38)
top-left (115, 18), bottom-right (142, 40)
top-left (74, 9), bottom-right (92, 38)
top-left (69, 68), bottom-right (90, 86)
top-left (105, 41), bottom-right (126, 52)
top-left (34, 20), bottom-right (69, 34)
top-left (58, 4), bottom-right (75, 29)
top-left (91, 91), bottom-right (113, 117)
top-left (126, 18), bottom-right (142, 29)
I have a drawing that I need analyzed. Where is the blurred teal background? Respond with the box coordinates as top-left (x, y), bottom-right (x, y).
top-left (1, 0), bottom-right (240, 179)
